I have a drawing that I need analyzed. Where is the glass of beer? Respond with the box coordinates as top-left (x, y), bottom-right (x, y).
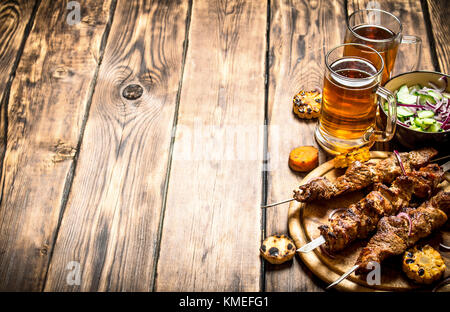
top-left (315, 43), bottom-right (397, 154)
top-left (345, 9), bottom-right (421, 84)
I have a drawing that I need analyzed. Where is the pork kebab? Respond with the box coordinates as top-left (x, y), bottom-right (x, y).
top-left (298, 163), bottom-right (445, 253)
top-left (327, 191), bottom-right (450, 289)
top-left (293, 147), bottom-right (437, 202)
top-left (262, 148), bottom-right (437, 208)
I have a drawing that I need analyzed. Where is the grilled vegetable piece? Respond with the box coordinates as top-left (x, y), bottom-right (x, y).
top-left (333, 146), bottom-right (371, 168)
top-left (260, 234), bottom-right (296, 264)
top-left (319, 164), bottom-right (444, 253)
top-left (355, 191), bottom-right (450, 275)
top-left (293, 147), bottom-right (437, 203)
top-left (293, 90), bottom-right (322, 119)
top-left (402, 245), bottom-right (446, 284)
top-left (289, 146), bottom-right (319, 172)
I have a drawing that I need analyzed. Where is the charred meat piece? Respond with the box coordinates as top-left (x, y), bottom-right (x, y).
top-left (293, 147), bottom-right (437, 202)
top-left (318, 164), bottom-right (444, 253)
top-left (356, 191), bottom-right (450, 275)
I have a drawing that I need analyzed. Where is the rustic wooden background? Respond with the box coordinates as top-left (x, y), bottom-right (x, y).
top-left (0, 0), bottom-right (448, 291)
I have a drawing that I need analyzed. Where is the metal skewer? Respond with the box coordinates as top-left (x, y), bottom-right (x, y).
top-left (297, 236), bottom-right (325, 253)
top-left (297, 161), bottom-right (450, 254)
top-left (433, 154), bottom-right (450, 163)
top-left (326, 265), bottom-right (360, 290)
top-left (442, 160), bottom-right (450, 172)
top-left (325, 161), bottom-right (450, 289)
top-left (260, 155), bottom-right (449, 209)
top-left (261, 198), bottom-right (294, 208)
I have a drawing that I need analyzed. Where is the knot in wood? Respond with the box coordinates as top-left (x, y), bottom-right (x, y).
top-left (53, 66), bottom-right (69, 78)
top-left (122, 84), bottom-right (143, 100)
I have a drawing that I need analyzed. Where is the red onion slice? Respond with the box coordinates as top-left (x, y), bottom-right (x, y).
top-left (442, 113), bottom-right (450, 129)
top-left (397, 120), bottom-right (410, 128)
top-left (439, 243), bottom-right (450, 251)
top-left (397, 103), bottom-right (424, 108)
top-left (397, 212), bottom-right (412, 236)
top-left (393, 150), bottom-right (407, 176)
top-left (319, 245), bottom-right (336, 259)
top-left (425, 100), bottom-right (436, 110)
top-left (437, 76), bottom-right (448, 92)
top-left (434, 98), bottom-right (446, 112)
top-left (428, 81), bottom-right (440, 91)
top-left (328, 208), bottom-right (346, 220)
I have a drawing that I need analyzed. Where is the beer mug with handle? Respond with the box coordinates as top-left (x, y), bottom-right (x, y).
top-left (315, 43), bottom-right (397, 154)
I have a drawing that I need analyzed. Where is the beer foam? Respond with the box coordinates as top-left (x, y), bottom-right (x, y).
top-left (330, 58), bottom-right (378, 88)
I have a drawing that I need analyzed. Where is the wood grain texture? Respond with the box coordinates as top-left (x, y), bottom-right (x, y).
top-left (265, 0), bottom-right (345, 292)
top-left (154, 0), bottom-right (266, 291)
top-left (0, 0), bottom-right (114, 291)
top-left (44, 0), bottom-right (189, 291)
top-left (426, 0), bottom-right (450, 73)
top-left (0, 0), bottom-right (36, 95)
top-left (0, 0), bottom-right (37, 181)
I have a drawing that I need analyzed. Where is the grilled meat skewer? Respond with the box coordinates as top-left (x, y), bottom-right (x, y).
top-left (355, 191), bottom-right (450, 275)
top-left (318, 164), bottom-right (444, 253)
top-left (327, 191), bottom-right (450, 289)
top-left (293, 147), bottom-right (437, 203)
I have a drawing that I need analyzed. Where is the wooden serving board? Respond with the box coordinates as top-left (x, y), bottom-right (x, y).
top-left (288, 152), bottom-right (450, 292)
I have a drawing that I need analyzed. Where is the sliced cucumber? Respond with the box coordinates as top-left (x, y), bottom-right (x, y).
top-left (418, 94), bottom-right (436, 105)
top-left (393, 82), bottom-right (447, 133)
top-left (427, 89), bottom-right (443, 101)
top-left (417, 110), bottom-right (435, 118)
top-left (397, 106), bottom-right (415, 117)
top-left (422, 118), bottom-right (436, 125)
top-left (409, 84), bottom-right (422, 94)
top-left (397, 85), bottom-right (417, 104)
top-left (414, 117), bottom-right (424, 128)
top-left (427, 123), bottom-right (441, 132)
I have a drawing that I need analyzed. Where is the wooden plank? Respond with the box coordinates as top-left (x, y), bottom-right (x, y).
top-left (154, 0), bottom-right (266, 291)
top-left (0, 0), bottom-right (114, 291)
top-left (44, 0), bottom-right (189, 291)
top-left (265, 0), bottom-right (345, 292)
top-left (426, 0), bottom-right (450, 73)
top-left (0, 0), bottom-right (37, 96)
top-left (0, 0), bottom-right (38, 178)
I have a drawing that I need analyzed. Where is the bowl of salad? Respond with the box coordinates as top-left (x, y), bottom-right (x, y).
top-left (379, 71), bottom-right (450, 151)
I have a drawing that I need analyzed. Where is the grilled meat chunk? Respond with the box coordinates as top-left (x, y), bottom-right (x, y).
top-left (356, 191), bottom-right (450, 275)
top-left (318, 164), bottom-right (444, 253)
top-left (293, 147), bottom-right (437, 202)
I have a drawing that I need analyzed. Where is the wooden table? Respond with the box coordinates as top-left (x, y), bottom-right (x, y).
top-left (0, 0), bottom-right (448, 292)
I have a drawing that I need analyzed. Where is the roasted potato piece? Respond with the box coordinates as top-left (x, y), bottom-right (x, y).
top-left (289, 146), bottom-right (319, 172)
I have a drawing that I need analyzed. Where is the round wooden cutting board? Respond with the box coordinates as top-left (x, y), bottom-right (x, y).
top-left (288, 151), bottom-right (450, 292)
